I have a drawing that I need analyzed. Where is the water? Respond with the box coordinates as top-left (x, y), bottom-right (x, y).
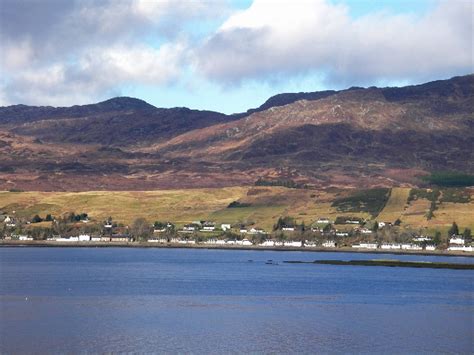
top-left (0, 247), bottom-right (473, 353)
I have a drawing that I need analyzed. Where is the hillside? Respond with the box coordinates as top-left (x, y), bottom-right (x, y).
top-left (0, 74), bottom-right (472, 191)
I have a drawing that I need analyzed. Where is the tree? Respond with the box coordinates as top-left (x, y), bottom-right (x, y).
top-left (45, 214), bottom-right (53, 222)
top-left (463, 228), bottom-right (472, 243)
top-left (31, 214), bottom-right (43, 223)
top-left (433, 231), bottom-right (441, 246)
top-left (130, 218), bottom-right (152, 241)
top-left (448, 222), bottom-right (459, 237)
top-left (372, 221), bottom-right (379, 232)
top-left (394, 218), bottom-right (401, 226)
top-left (323, 223), bottom-right (333, 233)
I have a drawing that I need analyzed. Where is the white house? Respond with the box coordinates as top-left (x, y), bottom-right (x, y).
top-left (148, 238), bottom-right (167, 243)
top-left (221, 224), bottom-right (231, 231)
top-left (91, 236), bottom-right (102, 242)
top-left (352, 243), bottom-right (378, 249)
top-left (304, 240), bottom-right (317, 247)
top-left (413, 236), bottom-right (432, 242)
top-left (282, 227), bottom-right (295, 232)
top-left (449, 236), bottom-right (465, 245)
top-left (401, 244), bottom-right (423, 250)
top-left (317, 218), bottom-right (331, 224)
top-left (104, 223), bottom-right (113, 229)
top-left (249, 228), bottom-right (265, 234)
top-left (239, 229), bottom-right (248, 234)
top-left (360, 228), bottom-right (372, 234)
top-left (284, 241), bottom-right (302, 247)
top-left (56, 236), bottom-right (79, 242)
top-left (78, 234), bottom-right (91, 242)
top-left (322, 241), bottom-right (336, 248)
top-left (260, 240), bottom-right (275, 247)
top-left (19, 235), bottom-right (33, 241)
top-left (201, 225), bottom-right (215, 232)
top-left (425, 245), bottom-right (436, 251)
top-left (183, 224), bottom-right (196, 232)
top-left (236, 239), bottom-right (253, 246)
top-left (336, 232), bottom-right (349, 237)
top-left (381, 244), bottom-right (401, 250)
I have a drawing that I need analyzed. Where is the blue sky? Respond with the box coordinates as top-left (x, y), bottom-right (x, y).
top-left (0, 0), bottom-right (471, 113)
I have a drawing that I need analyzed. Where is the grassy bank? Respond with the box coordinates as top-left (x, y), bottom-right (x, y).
top-left (0, 186), bottom-right (473, 232)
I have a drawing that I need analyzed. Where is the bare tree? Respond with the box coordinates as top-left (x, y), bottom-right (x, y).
top-left (131, 218), bottom-right (152, 242)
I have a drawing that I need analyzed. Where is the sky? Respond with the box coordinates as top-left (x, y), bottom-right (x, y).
top-left (0, 0), bottom-right (472, 113)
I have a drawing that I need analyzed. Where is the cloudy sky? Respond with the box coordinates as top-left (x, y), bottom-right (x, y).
top-left (0, 0), bottom-right (472, 113)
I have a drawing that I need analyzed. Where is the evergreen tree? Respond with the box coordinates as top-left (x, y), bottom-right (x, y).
top-left (448, 222), bottom-right (459, 237)
top-left (463, 228), bottom-right (472, 243)
top-left (31, 214), bottom-right (43, 223)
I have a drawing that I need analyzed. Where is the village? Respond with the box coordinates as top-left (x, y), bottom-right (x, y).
top-left (1, 212), bottom-right (472, 253)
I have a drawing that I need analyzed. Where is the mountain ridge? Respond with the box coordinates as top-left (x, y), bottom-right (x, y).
top-left (0, 74), bottom-right (472, 191)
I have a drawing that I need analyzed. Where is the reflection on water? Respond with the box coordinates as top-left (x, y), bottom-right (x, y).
top-left (1, 247), bottom-right (473, 353)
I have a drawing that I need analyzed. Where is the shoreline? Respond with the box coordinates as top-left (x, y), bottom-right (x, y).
top-left (1, 240), bottom-right (473, 258)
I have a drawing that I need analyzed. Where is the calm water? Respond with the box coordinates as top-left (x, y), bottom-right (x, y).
top-left (0, 247), bottom-right (473, 354)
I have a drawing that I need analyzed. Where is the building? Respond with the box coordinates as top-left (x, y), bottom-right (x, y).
top-left (148, 238), bottom-right (167, 243)
top-left (260, 240), bottom-right (275, 247)
top-left (352, 243), bottom-right (378, 249)
top-left (183, 224), bottom-right (197, 232)
top-left (91, 236), bottom-right (102, 242)
top-left (78, 234), bottom-right (91, 242)
top-left (413, 236), bottom-right (432, 242)
top-left (55, 236), bottom-right (79, 242)
top-left (236, 239), bottom-right (253, 246)
top-left (317, 218), bottom-right (331, 224)
top-left (18, 235), bottom-right (33, 241)
top-left (401, 244), bottom-right (423, 250)
top-left (449, 236), bottom-right (465, 245)
top-left (110, 235), bottom-right (132, 242)
top-left (425, 245), bottom-right (436, 251)
top-left (221, 224), bottom-right (231, 231)
top-left (249, 228), bottom-right (265, 234)
top-left (322, 241), bottom-right (336, 248)
top-left (284, 241), bottom-right (302, 247)
top-left (282, 227), bottom-right (295, 232)
top-left (381, 244), bottom-right (401, 250)
top-left (201, 222), bottom-right (216, 232)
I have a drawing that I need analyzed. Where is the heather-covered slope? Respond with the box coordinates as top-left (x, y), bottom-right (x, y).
top-left (0, 74), bottom-right (472, 190)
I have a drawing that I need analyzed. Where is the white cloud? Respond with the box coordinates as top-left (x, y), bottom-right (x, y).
top-left (1, 42), bottom-right (187, 106)
top-left (0, 0), bottom-right (472, 107)
top-left (0, 0), bottom-right (211, 105)
top-left (196, 0), bottom-right (473, 86)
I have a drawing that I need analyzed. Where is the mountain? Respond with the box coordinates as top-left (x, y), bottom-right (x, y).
top-left (0, 74), bottom-right (472, 191)
top-left (0, 97), bottom-right (233, 146)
